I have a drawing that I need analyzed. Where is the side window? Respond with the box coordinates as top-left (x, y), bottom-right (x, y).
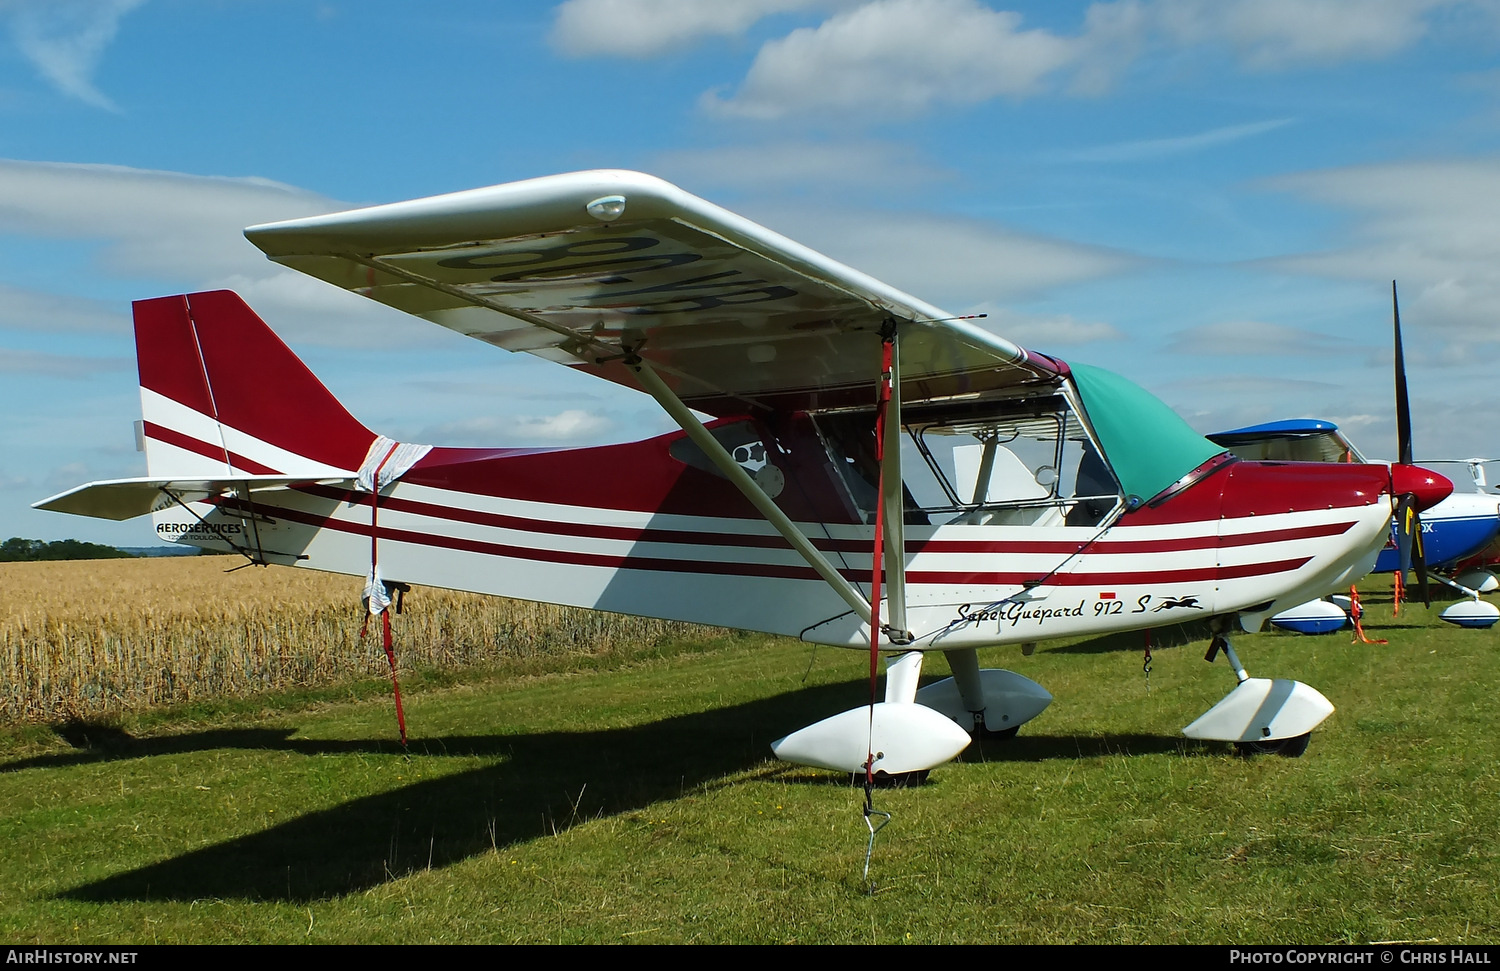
top-left (1223, 431), bottom-right (1363, 464)
top-left (668, 420), bottom-right (785, 498)
top-left (811, 401), bottom-right (1121, 527)
top-left (908, 404), bottom-right (1120, 526)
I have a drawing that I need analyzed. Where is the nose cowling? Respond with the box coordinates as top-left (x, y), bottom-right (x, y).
top-left (1390, 463), bottom-right (1453, 512)
top-left (1206, 460), bottom-right (1396, 628)
top-left (1218, 460), bottom-right (1391, 519)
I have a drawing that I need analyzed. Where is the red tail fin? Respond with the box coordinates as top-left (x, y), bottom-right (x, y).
top-left (134, 291), bottom-right (375, 476)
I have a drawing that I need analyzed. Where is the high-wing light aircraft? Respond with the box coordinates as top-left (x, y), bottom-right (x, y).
top-left (36, 171), bottom-right (1454, 771)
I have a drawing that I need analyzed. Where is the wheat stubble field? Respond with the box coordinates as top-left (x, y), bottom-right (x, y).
top-left (0, 556), bottom-right (713, 722)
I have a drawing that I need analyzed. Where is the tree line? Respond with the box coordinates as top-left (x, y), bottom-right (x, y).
top-left (0, 538), bottom-right (133, 562)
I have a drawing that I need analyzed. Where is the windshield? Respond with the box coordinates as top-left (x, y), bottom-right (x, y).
top-left (1068, 362), bottom-right (1227, 503)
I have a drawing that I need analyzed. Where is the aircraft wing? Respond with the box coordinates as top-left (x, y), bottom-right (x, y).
top-left (32, 475), bottom-right (349, 521)
top-left (246, 170), bottom-right (1062, 416)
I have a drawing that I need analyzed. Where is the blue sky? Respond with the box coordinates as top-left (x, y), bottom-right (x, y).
top-left (3, 0), bottom-right (1499, 544)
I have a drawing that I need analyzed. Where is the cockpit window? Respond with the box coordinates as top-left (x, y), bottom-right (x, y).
top-left (812, 394), bottom-right (1121, 527)
top-left (906, 405), bottom-right (1119, 526)
top-left (1212, 430), bottom-right (1362, 464)
top-left (1068, 362), bottom-right (1226, 503)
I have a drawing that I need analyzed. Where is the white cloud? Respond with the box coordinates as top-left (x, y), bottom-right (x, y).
top-left (516, 409), bottom-right (616, 440)
top-left (692, 0), bottom-right (1481, 121)
top-left (1263, 159), bottom-right (1500, 343)
top-left (551, 0), bottom-right (828, 57)
top-left (419, 409), bottom-right (617, 447)
top-left (0, 283), bottom-right (127, 333)
top-left (1149, 374), bottom-right (1352, 437)
top-left (0, 346), bottom-right (129, 378)
top-left (1053, 118), bottom-right (1295, 163)
top-left (3, 0), bottom-right (145, 110)
top-left (1168, 374), bottom-right (1341, 395)
top-left (0, 159), bottom-right (342, 281)
top-left (1167, 319), bottom-right (1352, 356)
top-left (206, 270), bottom-right (463, 349)
top-left (402, 375), bottom-right (610, 401)
top-left (702, 0), bottom-right (1106, 120)
top-left (965, 305), bottom-right (1123, 346)
top-left (1153, 0), bottom-right (1448, 71)
top-left (0, 161), bottom-right (479, 350)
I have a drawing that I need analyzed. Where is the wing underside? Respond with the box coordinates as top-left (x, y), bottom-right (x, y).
top-left (246, 170), bottom-right (1061, 416)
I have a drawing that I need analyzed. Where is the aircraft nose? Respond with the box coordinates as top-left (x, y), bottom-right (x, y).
top-left (1390, 463), bottom-right (1453, 512)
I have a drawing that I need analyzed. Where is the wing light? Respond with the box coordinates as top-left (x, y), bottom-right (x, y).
top-left (585, 194), bottom-right (626, 222)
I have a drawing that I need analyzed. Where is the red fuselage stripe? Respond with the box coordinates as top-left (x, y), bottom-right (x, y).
top-left (291, 483), bottom-right (1353, 557)
top-left (223, 498), bottom-right (1315, 587)
top-left (162, 424), bottom-right (1340, 586)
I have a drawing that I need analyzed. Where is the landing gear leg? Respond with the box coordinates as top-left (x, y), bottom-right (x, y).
top-left (912, 647), bottom-right (1051, 739)
top-left (1433, 573), bottom-right (1500, 628)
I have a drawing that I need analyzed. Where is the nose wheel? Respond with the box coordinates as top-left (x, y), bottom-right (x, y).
top-left (1234, 733), bottom-right (1311, 758)
top-left (1183, 629), bottom-right (1334, 754)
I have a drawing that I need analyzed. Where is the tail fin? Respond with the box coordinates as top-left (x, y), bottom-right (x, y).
top-left (135, 291), bottom-right (375, 478)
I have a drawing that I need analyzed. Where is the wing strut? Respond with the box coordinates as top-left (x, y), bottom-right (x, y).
top-left (627, 356), bottom-right (873, 624)
top-left (878, 322), bottom-right (910, 643)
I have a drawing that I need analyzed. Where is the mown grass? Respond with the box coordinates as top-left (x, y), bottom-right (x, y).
top-left (0, 569), bottom-right (1495, 943)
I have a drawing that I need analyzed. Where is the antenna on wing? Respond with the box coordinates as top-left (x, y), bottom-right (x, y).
top-left (917, 313), bottom-right (988, 323)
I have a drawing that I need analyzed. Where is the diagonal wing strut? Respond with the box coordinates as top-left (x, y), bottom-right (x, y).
top-left (628, 355), bottom-right (895, 628)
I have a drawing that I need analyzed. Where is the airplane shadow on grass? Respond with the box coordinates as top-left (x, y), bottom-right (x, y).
top-left (42, 670), bottom-right (1211, 904)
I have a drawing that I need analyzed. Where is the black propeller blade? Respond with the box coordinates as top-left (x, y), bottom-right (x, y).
top-left (1393, 281), bottom-right (1413, 468)
top-left (1391, 281), bottom-right (1431, 606)
top-left (1394, 491), bottom-right (1430, 604)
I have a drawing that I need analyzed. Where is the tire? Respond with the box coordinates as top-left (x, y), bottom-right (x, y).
top-left (1234, 733), bottom-right (1311, 758)
top-left (863, 769), bottom-right (931, 788)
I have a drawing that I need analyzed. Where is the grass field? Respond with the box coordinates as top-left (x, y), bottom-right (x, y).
top-left (0, 560), bottom-right (1495, 943)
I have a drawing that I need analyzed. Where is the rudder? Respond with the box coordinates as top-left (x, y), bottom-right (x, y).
top-left (135, 290), bottom-right (375, 479)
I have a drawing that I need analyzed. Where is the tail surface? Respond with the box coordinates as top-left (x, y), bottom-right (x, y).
top-left (135, 290), bottom-right (375, 479)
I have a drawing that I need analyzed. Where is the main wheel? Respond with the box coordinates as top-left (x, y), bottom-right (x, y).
top-left (1234, 733), bottom-right (1311, 758)
top-left (864, 769), bottom-right (931, 788)
top-left (979, 725), bottom-right (1019, 740)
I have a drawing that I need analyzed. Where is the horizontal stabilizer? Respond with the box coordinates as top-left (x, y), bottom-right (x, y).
top-left (33, 475), bottom-right (349, 521)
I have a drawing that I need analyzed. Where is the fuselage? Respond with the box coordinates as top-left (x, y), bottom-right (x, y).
top-left (111, 292), bottom-right (1403, 652)
top-left (164, 424), bottom-right (1396, 650)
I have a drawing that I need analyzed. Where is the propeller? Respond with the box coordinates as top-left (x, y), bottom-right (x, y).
top-left (1388, 281), bottom-right (1448, 606)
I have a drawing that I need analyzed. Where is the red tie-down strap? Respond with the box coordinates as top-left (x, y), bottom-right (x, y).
top-left (359, 439), bottom-right (409, 747)
top-left (1349, 585), bottom-right (1387, 645)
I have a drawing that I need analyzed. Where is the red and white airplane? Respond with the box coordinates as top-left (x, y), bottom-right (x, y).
top-left (36, 171), bottom-right (1452, 772)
